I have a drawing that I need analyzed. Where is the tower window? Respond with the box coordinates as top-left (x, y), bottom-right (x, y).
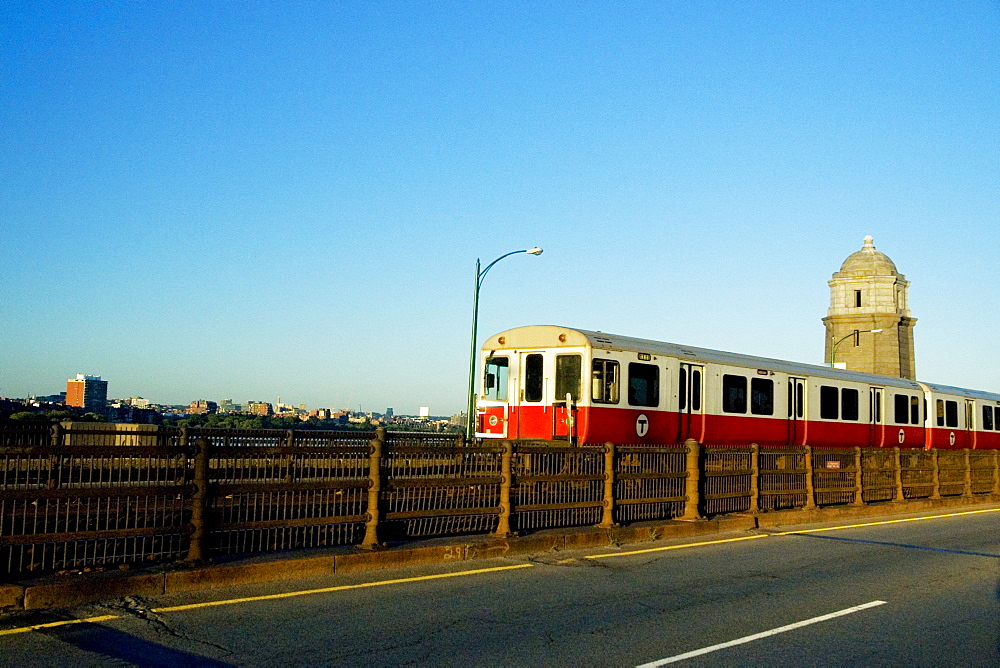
top-left (854, 290), bottom-right (862, 307)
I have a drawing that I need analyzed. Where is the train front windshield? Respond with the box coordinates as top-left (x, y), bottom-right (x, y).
top-left (483, 356), bottom-right (509, 401)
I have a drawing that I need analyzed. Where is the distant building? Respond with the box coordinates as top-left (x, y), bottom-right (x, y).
top-left (385, 408), bottom-right (394, 419)
top-left (246, 401), bottom-right (273, 416)
top-left (823, 236), bottom-right (916, 379)
top-left (66, 375), bottom-right (108, 414)
top-left (106, 403), bottom-right (162, 425)
top-left (419, 407), bottom-right (430, 418)
top-left (189, 400), bottom-right (218, 414)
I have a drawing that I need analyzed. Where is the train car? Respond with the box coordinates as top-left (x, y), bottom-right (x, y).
top-left (474, 325), bottom-right (1000, 449)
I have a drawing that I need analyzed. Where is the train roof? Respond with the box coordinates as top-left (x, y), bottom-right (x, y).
top-left (485, 325), bottom-right (1000, 401)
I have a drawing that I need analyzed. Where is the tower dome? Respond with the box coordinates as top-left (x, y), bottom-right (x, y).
top-left (838, 235), bottom-right (899, 276)
top-left (823, 235), bottom-right (916, 379)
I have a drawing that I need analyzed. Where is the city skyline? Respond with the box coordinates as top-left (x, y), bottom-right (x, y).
top-left (2, 3), bottom-right (997, 414)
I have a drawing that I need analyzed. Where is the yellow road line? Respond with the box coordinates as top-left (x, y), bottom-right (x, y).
top-left (587, 506), bottom-right (1000, 560)
top-left (771, 507), bottom-right (1000, 536)
top-left (0, 564), bottom-right (535, 635)
top-left (586, 534), bottom-right (769, 559)
top-left (0, 614), bottom-right (120, 637)
top-left (152, 563), bottom-right (535, 613)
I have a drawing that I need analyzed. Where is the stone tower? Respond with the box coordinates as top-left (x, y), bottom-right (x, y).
top-left (823, 235), bottom-right (916, 379)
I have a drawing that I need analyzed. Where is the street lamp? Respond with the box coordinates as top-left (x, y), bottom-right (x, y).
top-left (830, 329), bottom-right (883, 368)
top-left (466, 247), bottom-right (543, 439)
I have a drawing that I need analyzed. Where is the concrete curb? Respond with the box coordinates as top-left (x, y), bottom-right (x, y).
top-left (4, 496), bottom-right (998, 612)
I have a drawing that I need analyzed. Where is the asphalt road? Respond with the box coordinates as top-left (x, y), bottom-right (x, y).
top-left (2, 507), bottom-right (998, 666)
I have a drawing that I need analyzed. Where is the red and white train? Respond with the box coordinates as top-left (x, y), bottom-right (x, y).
top-left (474, 325), bottom-right (1000, 450)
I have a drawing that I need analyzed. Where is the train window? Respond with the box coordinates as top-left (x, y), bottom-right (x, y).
top-left (995, 407), bottom-right (1000, 430)
top-left (555, 355), bottom-right (582, 402)
top-left (842, 389), bottom-right (859, 421)
top-left (945, 401), bottom-right (958, 428)
top-left (983, 405), bottom-right (994, 431)
top-left (722, 375), bottom-right (747, 414)
top-left (910, 396), bottom-right (919, 425)
top-left (751, 378), bottom-right (774, 415)
top-left (820, 386), bottom-right (839, 420)
top-left (787, 380), bottom-right (804, 419)
top-left (691, 369), bottom-right (702, 411)
top-left (591, 359), bottom-right (619, 404)
top-left (483, 357), bottom-right (509, 401)
top-left (628, 363), bottom-right (659, 407)
top-left (679, 367), bottom-right (701, 410)
top-left (524, 354), bottom-right (544, 403)
top-left (894, 395), bottom-right (909, 424)
top-left (679, 368), bottom-right (687, 410)
top-left (936, 400), bottom-right (945, 427)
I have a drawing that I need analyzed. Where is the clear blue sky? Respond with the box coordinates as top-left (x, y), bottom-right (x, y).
top-left (2, 2), bottom-right (997, 415)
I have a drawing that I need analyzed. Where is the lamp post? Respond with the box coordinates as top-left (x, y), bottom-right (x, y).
top-left (466, 248), bottom-right (543, 440)
top-left (830, 328), bottom-right (883, 368)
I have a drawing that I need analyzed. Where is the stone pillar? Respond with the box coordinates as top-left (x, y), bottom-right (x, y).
top-left (851, 447), bottom-right (865, 507)
top-left (681, 439), bottom-right (701, 520)
top-left (803, 445), bottom-right (817, 509)
top-left (963, 448), bottom-right (973, 498)
top-left (930, 449), bottom-right (941, 500)
top-left (598, 443), bottom-right (617, 528)
top-left (893, 447), bottom-right (905, 502)
top-left (360, 428), bottom-right (386, 550)
top-left (494, 441), bottom-right (514, 537)
top-left (186, 436), bottom-right (210, 563)
top-left (749, 444), bottom-right (760, 513)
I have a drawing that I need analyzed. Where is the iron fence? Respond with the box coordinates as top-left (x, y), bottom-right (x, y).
top-left (0, 421), bottom-right (997, 580)
top-left (702, 447), bottom-right (753, 516)
top-left (614, 446), bottom-right (687, 523)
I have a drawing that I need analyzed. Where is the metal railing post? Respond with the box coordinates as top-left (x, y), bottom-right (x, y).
top-left (361, 428), bottom-right (386, 550)
top-left (851, 446), bottom-right (865, 507)
top-left (893, 447), bottom-right (905, 502)
top-left (598, 443), bottom-right (617, 528)
top-left (803, 445), bottom-right (817, 509)
top-left (681, 439), bottom-right (702, 520)
top-left (930, 448), bottom-right (941, 500)
top-left (749, 443), bottom-right (760, 513)
top-left (186, 435), bottom-right (210, 563)
top-left (494, 441), bottom-right (513, 536)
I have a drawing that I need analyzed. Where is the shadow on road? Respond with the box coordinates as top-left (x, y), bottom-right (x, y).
top-left (41, 621), bottom-right (234, 668)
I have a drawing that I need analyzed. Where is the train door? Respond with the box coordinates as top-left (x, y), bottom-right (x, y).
top-left (868, 387), bottom-right (884, 447)
top-left (787, 377), bottom-right (806, 445)
top-left (477, 355), bottom-right (511, 438)
top-left (965, 399), bottom-right (976, 448)
top-left (677, 363), bottom-right (704, 442)
top-left (552, 354), bottom-right (582, 442)
top-left (515, 352), bottom-right (549, 440)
